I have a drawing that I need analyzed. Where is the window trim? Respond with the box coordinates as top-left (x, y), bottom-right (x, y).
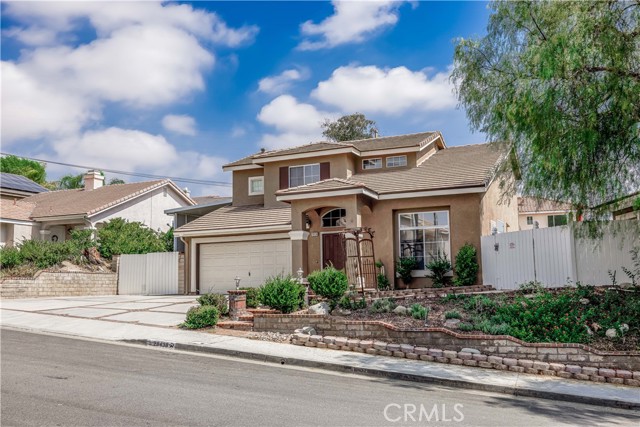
top-left (248, 176), bottom-right (264, 196)
top-left (288, 163), bottom-right (320, 188)
top-left (362, 158), bottom-right (382, 170)
top-left (397, 210), bottom-right (451, 276)
top-left (386, 155), bottom-right (407, 168)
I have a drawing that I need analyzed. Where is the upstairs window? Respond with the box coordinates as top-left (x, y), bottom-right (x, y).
top-left (322, 209), bottom-right (347, 227)
top-left (248, 176), bottom-right (264, 195)
top-left (289, 164), bottom-right (320, 187)
top-left (386, 155), bottom-right (407, 168)
top-left (362, 158), bottom-right (382, 170)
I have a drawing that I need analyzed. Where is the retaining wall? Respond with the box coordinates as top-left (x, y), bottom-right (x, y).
top-left (0, 271), bottom-right (117, 299)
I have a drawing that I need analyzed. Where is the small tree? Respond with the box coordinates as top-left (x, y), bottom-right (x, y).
top-left (308, 266), bottom-right (349, 306)
top-left (258, 275), bottom-right (305, 314)
top-left (396, 257), bottom-right (418, 286)
top-left (0, 155), bottom-right (47, 184)
top-left (454, 244), bottom-right (479, 287)
top-left (97, 218), bottom-right (168, 259)
top-left (57, 173), bottom-right (85, 189)
top-left (321, 113), bottom-right (378, 142)
top-left (426, 251), bottom-right (452, 288)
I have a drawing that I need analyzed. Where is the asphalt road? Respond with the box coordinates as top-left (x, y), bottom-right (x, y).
top-left (1, 329), bottom-right (638, 427)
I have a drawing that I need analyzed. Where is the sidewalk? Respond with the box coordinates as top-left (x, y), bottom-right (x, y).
top-left (1, 307), bottom-right (638, 410)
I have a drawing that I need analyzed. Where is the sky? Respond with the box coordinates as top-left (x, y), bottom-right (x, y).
top-left (1, 1), bottom-right (492, 196)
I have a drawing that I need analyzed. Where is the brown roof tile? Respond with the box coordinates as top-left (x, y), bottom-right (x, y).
top-left (518, 197), bottom-right (573, 213)
top-left (276, 178), bottom-right (366, 195)
top-left (175, 204), bottom-right (291, 234)
top-left (24, 180), bottom-right (178, 218)
top-left (0, 199), bottom-right (35, 221)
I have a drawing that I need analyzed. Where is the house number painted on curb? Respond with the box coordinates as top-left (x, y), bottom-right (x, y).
top-left (147, 340), bottom-right (176, 349)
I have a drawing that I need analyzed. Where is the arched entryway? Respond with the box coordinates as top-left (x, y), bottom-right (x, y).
top-left (320, 208), bottom-right (347, 269)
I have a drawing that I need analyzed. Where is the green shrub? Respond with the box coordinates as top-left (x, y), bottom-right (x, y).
top-left (453, 244), bottom-right (479, 286)
top-left (426, 250), bottom-right (452, 288)
top-left (308, 266), bottom-right (349, 302)
top-left (197, 293), bottom-right (229, 315)
top-left (409, 303), bottom-right (428, 320)
top-left (457, 322), bottom-right (475, 332)
top-left (258, 275), bottom-right (305, 314)
top-left (369, 298), bottom-right (397, 314)
top-left (396, 257), bottom-right (418, 285)
top-left (338, 292), bottom-right (366, 310)
top-left (240, 287), bottom-right (261, 308)
top-left (444, 310), bottom-right (461, 319)
top-left (97, 218), bottom-right (168, 259)
top-left (18, 240), bottom-right (74, 269)
top-left (0, 247), bottom-right (23, 269)
top-left (181, 306), bottom-right (219, 329)
top-left (377, 273), bottom-right (391, 290)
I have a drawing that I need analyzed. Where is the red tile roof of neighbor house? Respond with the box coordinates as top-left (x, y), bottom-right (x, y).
top-left (0, 198), bottom-right (36, 221)
top-left (175, 204), bottom-right (292, 233)
top-left (278, 143), bottom-right (502, 197)
top-left (517, 197), bottom-right (573, 213)
top-left (24, 180), bottom-right (190, 219)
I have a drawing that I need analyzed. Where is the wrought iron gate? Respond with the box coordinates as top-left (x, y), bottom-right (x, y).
top-left (341, 228), bottom-right (377, 292)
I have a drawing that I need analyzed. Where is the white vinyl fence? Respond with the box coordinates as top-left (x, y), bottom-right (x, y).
top-left (118, 252), bottom-right (179, 295)
top-left (482, 221), bottom-right (639, 289)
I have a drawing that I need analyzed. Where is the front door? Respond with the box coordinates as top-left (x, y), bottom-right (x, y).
top-left (322, 233), bottom-right (345, 270)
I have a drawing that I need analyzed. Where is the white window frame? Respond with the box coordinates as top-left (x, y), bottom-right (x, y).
top-left (386, 155), bottom-right (407, 168)
top-left (362, 158), bottom-right (382, 170)
top-left (397, 210), bottom-right (451, 275)
top-left (248, 176), bottom-right (264, 196)
top-left (289, 163), bottom-right (320, 188)
top-left (321, 208), bottom-right (347, 228)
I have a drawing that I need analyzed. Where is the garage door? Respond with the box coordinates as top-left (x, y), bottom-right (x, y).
top-left (198, 239), bottom-right (291, 293)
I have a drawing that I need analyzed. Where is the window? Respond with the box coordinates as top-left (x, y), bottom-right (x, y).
top-left (322, 209), bottom-right (346, 227)
top-left (548, 214), bottom-right (568, 227)
top-left (526, 216), bottom-right (533, 225)
top-left (289, 164), bottom-right (320, 187)
top-left (386, 155), bottom-right (407, 168)
top-left (362, 158), bottom-right (382, 170)
top-left (398, 211), bottom-right (450, 271)
top-left (248, 176), bottom-right (264, 195)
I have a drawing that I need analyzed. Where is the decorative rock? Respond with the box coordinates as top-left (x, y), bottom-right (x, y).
top-left (294, 333), bottom-right (310, 342)
top-left (460, 348), bottom-right (481, 354)
top-left (323, 336), bottom-right (336, 345)
top-left (308, 302), bottom-right (330, 315)
top-left (575, 373), bottom-right (590, 381)
top-left (478, 361), bottom-right (493, 369)
top-left (347, 339), bottom-right (361, 348)
top-left (378, 350), bottom-right (392, 357)
top-left (565, 365), bottom-right (582, 374)
top-left (450, 358), bottom-right (464, 365)
top-left (591, 375), bottom-right (606, 383)
top-left (532, 361), bottom-right (550, 371)
top-left (414, 346), bottom-right (430, 355)
top-left (624, 379), bottom-right (640, 387)
top-left (443, 350), bottom-right (458, 359)
top-left (585, 326), bottom-right (594, 336)
top-left (309, 335), bottom-right (323, 343)
top-left (444, 318), bottom-right (461, 328)
top-left (605, 328), bottom-right (617, 339)
top-left (463, 360), bottom-right (478, 367)
top-left (359, 340), bottom-right (374, 349)
top-left (616, 370), bottom-right (632, 379)
top-left (428, 349), bottom-right (443, 357)
top-left (316, 342), bottom-right (327, 349)
top-left (579, 298), bottom-right (590, 305)
top-left (472, 354), bottom-right (488, 362)
top-left (581, 367), bottom-right (598, 376)
top-left (557, 372), bottom-right (573, 379)
top-left (502, 358), bottom-right (518, 367)
top-left (393, 351), bottom-right (406, 358)
top-left (419, 355), bottom-right (435, 362)
top-left (549, 363), bottom-right (566, 372)
top-left (387, 344), bottom-right (401, 352)
top-left (406, 353), bottom-right (419, 360)
top-left (334, 337), bottom-right (348, 347)
top-left (373, 341), bottom-right (388, 350)
top-left (331, 308), bottom-right (351, 316)
top-left (457, 352), bottom-right (473, 361)
top-left (607, 377), bottom-right (624, 385)
top-left (365, 348), bottom-right (378, 355)
top-left (393, 306), bottom-right (408, 315)
top-left (509, 366), bottom-right (525, 373)
top-left (620, 323), bottom-right (629, 333)
top-left (400, 344), bottom-right (415, 354)
top-left (301, 326), bottom-right (317, 335)
top-left (598, 368), bottom-right (616, 378)
top-left (517, 359), bottom-right (534, 369)
top-left (634, 371), bottom-right (640, 380)
top-left (487, 355), bottom-right (503, 365)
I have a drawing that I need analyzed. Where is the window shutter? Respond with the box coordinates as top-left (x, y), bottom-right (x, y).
top-left (320, 162), bottom-right (330, 180)
top-left (279, 167), bottom-right (288, 189)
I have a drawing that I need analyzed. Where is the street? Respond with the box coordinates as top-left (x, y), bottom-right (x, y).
top-left (1, 329), bottom-right (637, 427)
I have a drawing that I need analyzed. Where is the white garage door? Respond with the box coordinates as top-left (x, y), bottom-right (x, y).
top-left (198, 239), bottom-right (291, 293)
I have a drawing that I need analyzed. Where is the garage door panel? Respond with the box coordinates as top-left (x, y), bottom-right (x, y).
top-left (199, 239), bottom-right (291, 293)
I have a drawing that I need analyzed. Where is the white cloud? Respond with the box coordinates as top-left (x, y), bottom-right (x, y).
top-left (257, 95), bottom-right (335, 149)
top-left (298, 1), bottom-right (406, 50)
top-left (230, 125), bottom-right (247, 138)
top-left (258, 67), bottom-right (309, 95)
top-left (162, 114), bottom-right (197, 136)
top-left (311, 65), bottom-right (457, 114)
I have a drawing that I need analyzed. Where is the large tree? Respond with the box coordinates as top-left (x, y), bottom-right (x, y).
top-left (0, 155), bottom-right (47, 184)
top-left (451, 1), bottom-right (639, 215)
top-left (321, 113), bottom-right (378, 142)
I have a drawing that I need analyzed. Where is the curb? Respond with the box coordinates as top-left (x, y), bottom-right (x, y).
top-left (121, 338), bottom-right (639, 411)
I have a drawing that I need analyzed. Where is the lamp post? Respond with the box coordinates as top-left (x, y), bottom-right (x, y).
top-left (234, 275), bottom-right (241, 291)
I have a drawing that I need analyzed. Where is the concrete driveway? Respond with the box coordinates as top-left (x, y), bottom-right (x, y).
top-left (0, 295), bottom-right (198, 327)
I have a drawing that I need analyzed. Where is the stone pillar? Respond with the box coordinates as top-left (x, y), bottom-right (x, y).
top-left (289, 230), bottom-right (310, 276)
top-left (228, 290), bottom-right (247, 321)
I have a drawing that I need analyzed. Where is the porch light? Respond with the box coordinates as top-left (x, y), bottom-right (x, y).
top-left (234, 276), bottom-right (241, 290)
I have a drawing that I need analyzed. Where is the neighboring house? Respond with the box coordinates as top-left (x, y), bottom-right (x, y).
top-left (175, 132), bottom-right (518, 292)
top-left (165, 196), bottom-right (232, 251)
top-left (1, 170), bottom-right (193, 247)
top-left (517, 197), bottom-right (573, 230)
top-left (1, 172), bottom-right (48, 247)
top-left (593, 191), bottom-right (640, 221)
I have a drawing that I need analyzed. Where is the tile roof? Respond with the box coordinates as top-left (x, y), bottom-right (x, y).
top-left (192, 195), bottom-right (231, 205)
top-left (24, 180), bottom-right (175, 219)
top-left (276, 178), bottom-right (366, 195)
top-left (222, 131), bottom-right (440, 168)
top-left (518, 197), bottom-right (573, 213)
top-left (175, 204), bottom-right (291, 234)
top-left (0, 172), bottom-right (48, 194)
top-left (0, 199), bottom-right (36, 221)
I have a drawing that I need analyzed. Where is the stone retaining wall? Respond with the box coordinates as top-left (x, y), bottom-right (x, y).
top-left (292, 333), bottom-right (640, 387)
top-left (253, 314), bottom-right (640, 371)
top-left (0, 271), bottom-right (117, 299)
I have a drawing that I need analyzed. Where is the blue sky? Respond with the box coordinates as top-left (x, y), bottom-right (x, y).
top-left (1, 1), bottom-right (491, 195)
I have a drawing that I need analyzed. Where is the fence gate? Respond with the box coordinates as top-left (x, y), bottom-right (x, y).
top-left (341, 228), bottom-right (377, 292)
top-left (118, 252), bottom-right (179, 295)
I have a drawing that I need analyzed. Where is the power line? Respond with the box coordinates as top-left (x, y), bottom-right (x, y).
top-left (0, 152), bottom-right (232, 187)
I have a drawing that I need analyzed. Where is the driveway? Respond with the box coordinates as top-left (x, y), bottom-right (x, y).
top-left (0, 295), bottom-right (198, 327)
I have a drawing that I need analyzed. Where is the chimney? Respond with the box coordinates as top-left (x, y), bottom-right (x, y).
top-left (372, 129), bottom-right (379, 138)
top-left (84, 170), bottom-right (104, 191)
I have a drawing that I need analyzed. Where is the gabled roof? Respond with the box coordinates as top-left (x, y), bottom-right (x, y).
top-left (174, 204), bottom-right (291, 235)
top-left (518, 197), bottom-right (573, 214)
top-left (24, 180), bottom-right (193, 220)
top-left (0, 172), bottom-right (48, 194)
top-left (0, 199), bottom-right (36, 222)
top-left (276, 178), bottom-right (366, 195)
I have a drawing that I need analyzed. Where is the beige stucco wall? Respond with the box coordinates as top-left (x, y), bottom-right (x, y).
top-left (479, 179), bottom-right (518, 236)
top-left (232, 169), bottom-right (265, 207)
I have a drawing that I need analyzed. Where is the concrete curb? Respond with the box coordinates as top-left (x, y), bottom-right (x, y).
top-left (122, 338), bottom-right (639, 411)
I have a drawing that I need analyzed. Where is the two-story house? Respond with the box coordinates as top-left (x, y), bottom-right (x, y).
top-left (175, 131), bottom-right (518, 293)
